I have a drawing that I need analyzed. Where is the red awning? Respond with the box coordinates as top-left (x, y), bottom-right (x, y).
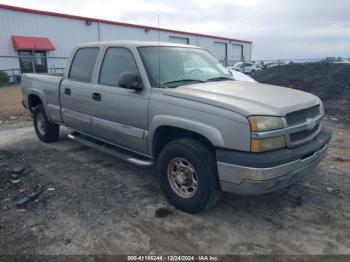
top-left (11, 35), bottom-right (55, 51)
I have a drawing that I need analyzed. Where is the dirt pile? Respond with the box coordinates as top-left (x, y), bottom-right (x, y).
top-left (254, 63), bottom-right (350, 122)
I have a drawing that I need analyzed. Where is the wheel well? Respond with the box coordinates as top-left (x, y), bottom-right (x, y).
top-left (152, 126), bottom-right (213, 159)
top-left (28, 94), bottom-right (42, 113)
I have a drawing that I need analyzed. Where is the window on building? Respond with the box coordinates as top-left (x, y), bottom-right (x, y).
top-left (69, 47), bottom-right (99, 82)
top-left (169, 36), bottom-right (189, 45)
top-left (18, 51), bottom-right (48, 73)
top-left (99, 48), bottom-right (139, 87)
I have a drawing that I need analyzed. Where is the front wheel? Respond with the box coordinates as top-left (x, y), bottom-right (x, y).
top-left (33, 104), bottom-right (59, 143)
top-left (157, 138), bottom-right (220, 213)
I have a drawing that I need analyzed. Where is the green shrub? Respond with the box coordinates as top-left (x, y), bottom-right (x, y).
top-left (0, 70), bottom-right (9, 85)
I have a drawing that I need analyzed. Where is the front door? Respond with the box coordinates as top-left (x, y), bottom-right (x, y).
top-left (91, 47), bottom-right (149, 154)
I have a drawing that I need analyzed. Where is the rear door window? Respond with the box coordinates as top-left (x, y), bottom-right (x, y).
top-left (69, 47), bottom-right (99, 82)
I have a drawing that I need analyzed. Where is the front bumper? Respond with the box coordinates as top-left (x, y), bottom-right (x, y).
top-left (216, 127), bottom-right (332, 195)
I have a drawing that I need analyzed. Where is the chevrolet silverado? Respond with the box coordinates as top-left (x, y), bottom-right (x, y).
top-left (21, 41), bottom-right (332, 213)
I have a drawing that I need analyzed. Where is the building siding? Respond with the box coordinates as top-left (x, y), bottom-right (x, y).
top-left (0, 6), bottom-right (252, 71)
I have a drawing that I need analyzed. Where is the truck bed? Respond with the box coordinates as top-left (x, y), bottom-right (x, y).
top-left (21, 73), bottom-right (64, 123)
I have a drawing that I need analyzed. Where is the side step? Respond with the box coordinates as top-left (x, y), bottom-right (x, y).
top-left (67, 132), bottom-right (154, 167)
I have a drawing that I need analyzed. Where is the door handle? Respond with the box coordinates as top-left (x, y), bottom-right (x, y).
top-left (92, 92), bottom-right (101, 101)
top-left (64, 88), bottom-right (71, 95)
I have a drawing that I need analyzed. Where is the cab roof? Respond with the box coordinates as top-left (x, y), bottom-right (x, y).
top-left (76, 40), bottom-right (201, 49)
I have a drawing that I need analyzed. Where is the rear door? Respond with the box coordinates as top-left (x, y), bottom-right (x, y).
top-left (90, 47), bottom-right (149, 153)
top-left (60, 47), bottom-right (99, 133)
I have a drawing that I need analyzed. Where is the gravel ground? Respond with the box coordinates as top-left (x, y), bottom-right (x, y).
top-left (0, 120), bottom-right (349, 255)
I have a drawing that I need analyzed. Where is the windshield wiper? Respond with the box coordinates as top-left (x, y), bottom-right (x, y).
top-left (206, 76), bottom-right (234, 82)
top-left (162, 79), bottom-right (206, 88)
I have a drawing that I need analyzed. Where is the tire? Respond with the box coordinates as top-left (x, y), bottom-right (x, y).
top-left (33, 104), bottom-right (59, 143)
top-left (157, 138), bottom-right (220, 213)
top-left (250, 70), bottom-right (256, 75)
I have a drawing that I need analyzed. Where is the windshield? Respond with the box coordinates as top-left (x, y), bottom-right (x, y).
top-left (138, 46), bottom-right (232, 88)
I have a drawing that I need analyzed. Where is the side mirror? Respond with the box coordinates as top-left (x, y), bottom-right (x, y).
top-left (118, 72), bottom-right (143, 91)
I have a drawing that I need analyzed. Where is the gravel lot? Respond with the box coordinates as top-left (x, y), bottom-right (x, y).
top-left (0, 120), bottom-right (349, 255)
top-left (0, 85), bottom-right (31, 125)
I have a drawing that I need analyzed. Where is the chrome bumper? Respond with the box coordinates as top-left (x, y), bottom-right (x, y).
top-left (217, 136), bottom-right (330, 195)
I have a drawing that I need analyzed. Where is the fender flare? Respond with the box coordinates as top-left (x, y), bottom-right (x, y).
top-left (148, 115), bottom-right (225, 156)
top-left (27, 88), bottom-right (52, 121)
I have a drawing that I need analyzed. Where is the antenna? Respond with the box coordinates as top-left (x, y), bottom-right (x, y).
top-left (157, 15), bottom-right (161, 88)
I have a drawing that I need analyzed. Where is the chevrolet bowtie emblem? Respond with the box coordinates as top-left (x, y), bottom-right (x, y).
top-left (306, 118), bottom-right (316, 130)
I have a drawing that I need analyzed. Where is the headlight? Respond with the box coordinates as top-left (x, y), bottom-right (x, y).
top-left (251, 136), bottom-right (286, 152)
top-left (248, 116), bottom-right (284, 132)
top-left (248, 116), bottom-right (285, 152)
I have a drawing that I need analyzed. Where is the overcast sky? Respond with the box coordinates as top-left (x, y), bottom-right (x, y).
top-left (1, 0), bottom-right (349, 59)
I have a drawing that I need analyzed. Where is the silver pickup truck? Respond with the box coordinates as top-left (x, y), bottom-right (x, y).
top-left (21, 41), bottom-right (332, 213)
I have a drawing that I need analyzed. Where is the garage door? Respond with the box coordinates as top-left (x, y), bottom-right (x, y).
top-left (212, 42), bottom-right (227, 64)
top-left (231, 44), bottom-right (243, 63)
top-left (169, 36), bottom-right (189, 45)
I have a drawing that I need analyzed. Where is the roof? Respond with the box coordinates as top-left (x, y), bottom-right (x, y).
top-left (11, 35), bottom-right (55, 51)
top-left (0, 4), bottom-right (252, 44)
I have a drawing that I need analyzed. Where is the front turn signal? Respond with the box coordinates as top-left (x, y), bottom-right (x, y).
top-left (251, 136), bottom-right (286, 152)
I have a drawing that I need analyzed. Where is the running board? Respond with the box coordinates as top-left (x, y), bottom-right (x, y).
top-left (67, 132), bottom-right (154, 167)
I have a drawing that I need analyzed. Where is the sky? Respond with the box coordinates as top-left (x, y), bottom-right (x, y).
top-left (1, 0), bottom-right (349, 60)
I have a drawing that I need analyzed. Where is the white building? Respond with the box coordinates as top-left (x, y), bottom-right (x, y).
top-left (0, 4), bottom-right (252, 75)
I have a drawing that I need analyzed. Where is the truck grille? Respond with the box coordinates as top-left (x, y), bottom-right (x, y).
top-left (285, 104), bottom-right (322, 147)
top-left (289, 124), bottom-right (320, 143)
top-left (285, 105), bottom-right (320, 126)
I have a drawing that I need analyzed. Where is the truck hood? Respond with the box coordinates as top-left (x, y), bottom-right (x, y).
top-left (162, 81), bottom-right (320, 116)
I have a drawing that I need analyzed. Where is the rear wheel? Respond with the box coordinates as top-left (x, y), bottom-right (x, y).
top-left (33, 104), bottom-right (59, 143)
top-left (157, 138), bottom-right (220, 213)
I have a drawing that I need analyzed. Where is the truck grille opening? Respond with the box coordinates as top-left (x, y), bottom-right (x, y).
top-left (289, 124), bottom-right (320, 143)
top-left (285, 105), bottom-right (322, 147)
top-left (285, 105), bottom-right (320, 126)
